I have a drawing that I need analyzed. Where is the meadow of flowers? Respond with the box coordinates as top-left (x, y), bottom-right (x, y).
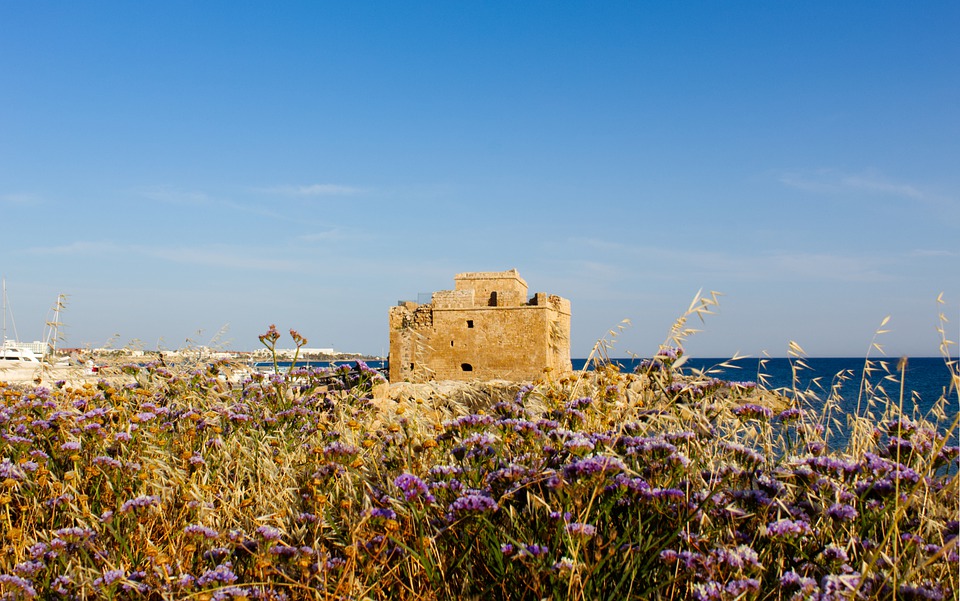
top-left (0, 322), bottom-right (957, 600)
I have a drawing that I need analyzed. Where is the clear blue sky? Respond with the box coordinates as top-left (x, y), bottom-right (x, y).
top-left (2, 2), bottom-right (958, 358)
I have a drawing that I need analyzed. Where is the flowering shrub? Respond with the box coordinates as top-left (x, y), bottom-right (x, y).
top-left (0, 328), bottom-right (956, 600)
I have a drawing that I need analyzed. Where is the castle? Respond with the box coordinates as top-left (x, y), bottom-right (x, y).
top-left (388, 269), bottom-right (571, 381)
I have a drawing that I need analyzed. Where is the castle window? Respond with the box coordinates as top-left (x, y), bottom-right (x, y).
top-left (466, 320), bottom-right (474, 328)
top-left (460, 363), bottom-right (473, 372)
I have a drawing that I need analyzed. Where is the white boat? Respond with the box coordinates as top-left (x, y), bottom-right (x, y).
top-left (1, 279), bottom-right (59, 366)
top-left (0, 341), bottom-right (42, 364)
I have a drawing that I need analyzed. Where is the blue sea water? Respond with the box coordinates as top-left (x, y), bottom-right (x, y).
top-left (274, 357), bottom-right (957, 411)
top-left (282, 355), bottom-right (955, 435)
top-left (260, 356), bottom-right (958, 448)
top-left (584, 356), bottom-right (959, 447)
top-left (267, 356), bottom-right (957, 417)
top-left (576, 356), bottom-right (957, 412)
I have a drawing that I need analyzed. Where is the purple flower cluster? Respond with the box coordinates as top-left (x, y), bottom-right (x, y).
top-left (394, 473), bottom-right (435, 504)
top-left (826, 503), bottom-right (858, 522)
top-left (184, 524), bottom-right (220, 539)
top-left (322, 441), bottom-right (359, 459)
top-left (564, 522), bottom-right (597, 538)
top-left (197, 562), bottom-right (238, 587)
top-left (0, 573), bottom-right (38, 598)
top-left (733, 403), bottom-right (773, 420)
top-left (255, 525), bottom-right (283, 541)
top-left (502, 543), bottom-right (550, 559)
top-left (449, 492), bottom-right (498, 515)
top-left (119, 494), bottom-right (160, 513)
top-left (562, 455), bottom-right (626, 480)
top-left (765, 518), bottom-right (813, 539)
top-left (719, 440), bottom-right (766, 466)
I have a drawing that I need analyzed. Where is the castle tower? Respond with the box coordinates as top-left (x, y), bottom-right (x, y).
top-left (388, 269), bottom-right (571, 381)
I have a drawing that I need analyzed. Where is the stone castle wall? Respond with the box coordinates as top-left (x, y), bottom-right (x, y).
top-left (388, 269), bottom-right (571, 382)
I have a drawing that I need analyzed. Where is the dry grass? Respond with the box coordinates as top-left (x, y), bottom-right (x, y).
top-left (0, 302), bottom-right (957, 600)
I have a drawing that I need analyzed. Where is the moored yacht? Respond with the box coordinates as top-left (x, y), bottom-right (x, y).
top-left (0, 341), bottom-right (42, 364)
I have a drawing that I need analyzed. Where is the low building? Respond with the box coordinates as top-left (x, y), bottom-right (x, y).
top-left (388, 269), bottom-right (571, 381)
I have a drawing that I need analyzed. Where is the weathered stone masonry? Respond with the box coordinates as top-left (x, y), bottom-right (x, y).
top-left (388, 269), bottom-right (572, 381)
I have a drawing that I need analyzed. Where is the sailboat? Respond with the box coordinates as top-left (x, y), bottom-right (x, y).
top-left (1, 279), bottom-right (52, 365)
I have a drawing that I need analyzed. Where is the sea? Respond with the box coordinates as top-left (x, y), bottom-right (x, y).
top-left (254, 357), bottom-right (958, 406)
top-left (262, 355), bottom-right (958, 429)
top-left (257, 356), bottom-right (959, 452)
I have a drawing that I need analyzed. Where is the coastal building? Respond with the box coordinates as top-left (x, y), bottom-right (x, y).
top-left (388, 269), bottom-right (571, 381)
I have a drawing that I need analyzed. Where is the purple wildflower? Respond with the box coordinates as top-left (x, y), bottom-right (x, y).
top-left (13, 561), bottom-right (43, 578)
top-left (647, 487), bottom-right (686, 502)
top-left (119, 495), bottom-right (160, 513)
top-left (443, 414), bottom-right (494, 431)
top-left (197, 562), bottom-right (238, 587)
top-left (563, 434), bottom-right (595, 454)
top-left (821, 573), bottom-right (861, 598)
top-left (269, 544), bottom-right (299, 557)
top-left (693, 581), bottom-right (723, 601)
top-left (765, 518), bottom-right (812, 538)
top-left (26, 544), bottom-right (47, 561)
top-left (777, 407), bottom-right (803, 422)
top-left (518, 544), bottom-right (550, 558)
top-left (449, 493), bottom-right (498, 515)
top-left (51, 575), bottom-right (71, 595)
top-left (823, 545), bottom-right (850, 563)
top-left (394, 473), bottom-right (435, 504)
top-left (184, 524), bottom-right (220, 539)
top-left (898, 583), bottom-right (946, 600)
top-left (485, 464), bottom-right (532, 487)
top-left (322, 441), bottom-right (359, 459)
top-left (92, 569), bottom-right (125, 588)
top-left (802, 456), bottom-right (861, 479)
top-left (202, 547), bottom-right (231, 562)
top-left (368, 508), bottom-right (397, 520)
top-left (733, 403), bottom-right (773, 420)
top-left (562, 455), bottom-right (627, 480)
top-left (255, 525), bottom-right (283, 541)
top-left (564, 522), bottom-right (597, 538)
top-left (52, 526), bottom-right (96, 543)
top-left (0, 458), bottom-right (25, 481)
top-left (657, 347), bottom-right (682, 360)
top-left (725, 579), bottom-right (760, 596)
top-left (710, 545), bottom-right (762, 570)
top-left (719, 440), bottom-right (766, 465)
top-left (826, 503), bottom-right (859, 523)
top-left (0, 574), bottom-right (38, 598)
top-left (429, 464), bottom-right (463, 478)
top-left (780, 570), bottom-right (819, 594)
top-left (92, 456), bottom-right (122, 469)
top-left (497, 418), bottom-right (541, 436)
